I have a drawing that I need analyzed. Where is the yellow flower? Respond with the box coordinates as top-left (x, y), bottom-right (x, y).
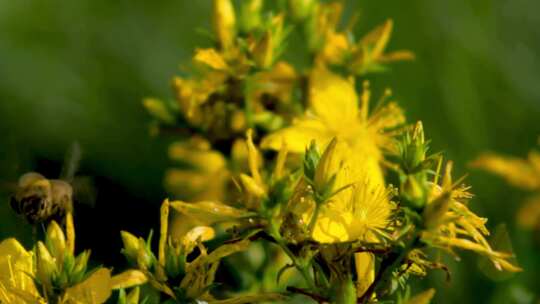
top-left (290, 139), bottom-right (395, 296)
top-left (421, 161), bottom-right (522, 273)
top-left (302, 139), bottom-right (395, 243)
top-left (472, 149), bottom-right (540, 228)
top-left (262, 67), bottom-right (402, 297)
top-left (262, 65), bottom-right (404, 186)
top-left (0, 238), bottom-right (44, 304)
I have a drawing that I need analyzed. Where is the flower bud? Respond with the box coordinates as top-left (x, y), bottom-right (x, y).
top-left (401, 121), bottom-right (427, 173)
top-left (253, 31), bottom-right (273, 69)
top-left (46, 220), bottom-right (66, 263)
top-left (143, 98), bottom-right (175, 124)
top-left (212, 0), bottom-right (236, 50)
top-left (289, 0), bottom-right (316, 21)
top-left (121, 231), bottom-right (141, 264)
top-left (126, 287), bottom-right (141, 304)
top-left (71, 250), bottom-right (91, 284)
top-left (402, 175), bottom-right (426, 209)
top-left (313, 138), bottom-right (349, 200)
top-left (240, 174), bottom-right (266, 199)
top-left (165, 244), bottom-right (185, 278)
top-left (35, 241), bottom-right (57, 288)
top-left (239, 0), bottom-right (263, 33)
top-left (136, 243), bottom-right (154, 271)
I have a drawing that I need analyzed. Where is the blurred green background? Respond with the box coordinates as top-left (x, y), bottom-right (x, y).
top-left (1, 0), bottom-right (539, 303)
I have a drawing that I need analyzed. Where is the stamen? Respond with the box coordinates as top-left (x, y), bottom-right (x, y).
top-left (7, 255), bottom-right (16, 287)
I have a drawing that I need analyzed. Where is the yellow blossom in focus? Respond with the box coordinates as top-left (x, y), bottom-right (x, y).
top-left (262, 65), bottom-right (404, 185)
top-left (294, 139), bottom-right (395, 244)
top-left (262, 66), bottom-right (403, 297)
top-left (290, 139), bottom-right (395, 297)
top-left (472, 149), bottom-right (540, 229)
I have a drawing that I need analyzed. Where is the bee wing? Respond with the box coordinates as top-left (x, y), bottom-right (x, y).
top-left (60, 142), bottom-right (82, 182)
top-left (478, 223), bottom-right (519, 280)
top-left (71, 176), bottom-right (96, 208)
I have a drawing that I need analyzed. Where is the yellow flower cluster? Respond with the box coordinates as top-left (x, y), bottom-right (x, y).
top-left (0, 0), bottom-right (524, 303)
top-left (141, 0), bottom-right (521, 302)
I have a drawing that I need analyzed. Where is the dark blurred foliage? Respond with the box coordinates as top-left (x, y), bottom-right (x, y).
top-left (0, 0), bottom-right (539, 303)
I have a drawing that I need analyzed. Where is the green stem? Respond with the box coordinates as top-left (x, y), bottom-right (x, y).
top-left (307, 202), bottom-right (321, 234)
top-left (359, 232), bottom-right (421, 303)
top-left (268, 222), bottom-right (318, 293)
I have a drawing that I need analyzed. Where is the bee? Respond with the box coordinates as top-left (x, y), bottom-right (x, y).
top-left (10, 172), bottom-right (74, 224)
top-left (9, 143), bottom-right (89, 225)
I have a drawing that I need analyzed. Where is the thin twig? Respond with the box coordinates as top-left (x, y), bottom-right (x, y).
top-left (286, 286), bottom-right (327, 304)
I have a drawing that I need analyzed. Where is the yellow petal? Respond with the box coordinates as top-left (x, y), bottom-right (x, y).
top-left (379, 50), bottom-right (415, 63)
top-left (47, 220), bottom-right (67, 263)
top-left (261, 117), bottom-right (331, 152)
top-left (183, 226), bottom-right (216, 254)
top-left (170, 200), bottom-right (250, 224)
top-left (0, 239), bottom-right (39, 300)
top-left (194, 48), bottom-right (228, 70)
top-left (63, 268), bottom-right (112, 304)
top-left (309, 66), bottom-right (358, 127)
top-left (246, 129), bottom-right (263, 185)
top-left (239, 174), bottom-right (266, 198)
top-left (159, 200), bottom-right (170, 268)
top-left (110, 270), bottom-right (147, 290)
top-left (0, 238), bottom-right (32, 266)
top-left (212, 0), bottom-right (236, 50)
top-left (471, 153), bottom-right (540, 190)
top-left (311, 211), bottom-right (351, 243)
top-left (66, 211), bottom-right (75, 255)
top-left (355, 252), bottom-right (375, 297)
top-left (184, 226), bottom-right (216, 244)
top-left (371, 19), bottom-right (393, 59)
top-left (321, 32), bottom-right (349, 64)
